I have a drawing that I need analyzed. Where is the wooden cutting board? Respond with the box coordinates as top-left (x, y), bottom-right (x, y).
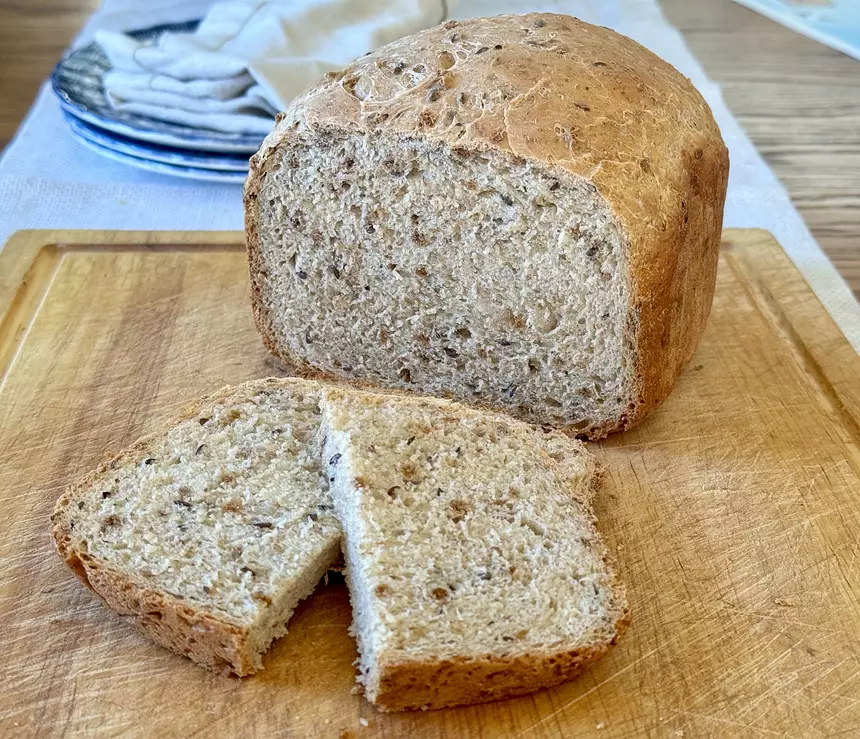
top-left (1, 229), bottom-right (858, 738)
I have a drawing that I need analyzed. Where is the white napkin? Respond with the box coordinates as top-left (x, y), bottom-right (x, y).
top-left (95, 0), bottom-right (445, 134)
top-left (104, 70), bottom-right (255, 100)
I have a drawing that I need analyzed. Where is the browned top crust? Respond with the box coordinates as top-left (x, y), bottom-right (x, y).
top-left (247, 13), bottom-right (729, 434)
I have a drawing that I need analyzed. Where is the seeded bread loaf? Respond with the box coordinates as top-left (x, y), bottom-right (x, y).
top-left (245, 12), bottom-right (729, 439)
top-left (321, 387), bottom-right (627, 711)
top-left (51, 378), bottom-right (340, 676)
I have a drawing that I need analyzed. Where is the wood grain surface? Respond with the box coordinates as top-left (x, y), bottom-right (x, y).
top-left (0, 0), bottom-right (99, 144)
top-left (660, 0), bottom-right (860, 298)
top-left (0, 0), bottom-right (858, 296)
top-left (0, 229), bottom-right (858, 738)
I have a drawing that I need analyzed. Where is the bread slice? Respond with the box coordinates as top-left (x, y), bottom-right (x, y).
top-left (51, 377), bottom-right (340, 676)
top-left (320, 387), bottom-right (628, 711)
top-left (245, 13), bottom-right (729, 439)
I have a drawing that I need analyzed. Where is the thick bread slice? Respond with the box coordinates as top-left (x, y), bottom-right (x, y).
top-left (320, 387), bottom-right (628, 711)
top-left (246, 13), bottom-right (729, 439)
top-left (51, 378), bottom-right (340, 676)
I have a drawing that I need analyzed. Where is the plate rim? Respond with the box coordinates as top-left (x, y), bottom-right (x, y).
top-left (51, 20), bottom-right (269, 154)
top-left (62, 112), bottom-right (251, 172)
top-left (67, 126), bottom-right (248, 184)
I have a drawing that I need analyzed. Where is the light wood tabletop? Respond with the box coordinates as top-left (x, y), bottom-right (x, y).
top-left (0, 0), bottom-right (858, 297)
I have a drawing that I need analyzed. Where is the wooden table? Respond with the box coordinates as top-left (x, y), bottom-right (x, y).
top-left (0, 0), bottom-right (858, 296)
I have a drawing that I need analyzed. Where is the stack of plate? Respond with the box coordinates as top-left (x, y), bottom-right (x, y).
top-left (51, 21), bottom-right (266, 184)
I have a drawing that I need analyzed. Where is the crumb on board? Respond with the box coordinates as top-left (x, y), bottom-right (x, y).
top-left (359, 717), bottom-right (369, 727)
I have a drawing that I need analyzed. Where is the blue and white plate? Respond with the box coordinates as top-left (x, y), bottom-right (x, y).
top-left (64, 112), bottom-right (251, 172)
top-left (52, 20), bottom-right (267, 154)
top-left (67, 122), bottom-right (248, 184)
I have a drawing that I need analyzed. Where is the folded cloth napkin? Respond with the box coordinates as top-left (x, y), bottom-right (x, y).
top-left (95, 0), bottom-right (445, 134)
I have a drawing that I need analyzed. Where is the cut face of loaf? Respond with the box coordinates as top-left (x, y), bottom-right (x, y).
top-left (321, 388), bottom-right (628, 711)
top-left (246, 13), bottom-right (729, 439)
top-left (51, 378), bottom-right (341, 676)
top-left (253, 136), bottom-right (631, 435)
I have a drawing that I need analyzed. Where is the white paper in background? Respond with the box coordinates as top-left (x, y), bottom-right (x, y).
top-left (731, 0), bottom-right (860, 62)
top-left (0, 0), bottom-right (857, 350)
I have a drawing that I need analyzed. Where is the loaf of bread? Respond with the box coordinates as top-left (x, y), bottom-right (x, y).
top-left (245, 12), bottom-right (729, 439)
top-left (51, 378), bottom-right (341, 675)
top-left (321, 386), bottom-right (627, 711)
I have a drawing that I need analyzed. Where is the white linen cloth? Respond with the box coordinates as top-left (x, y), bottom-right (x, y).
top-left (0, 0), bottom-right (858, 350)
top-left (95, 0), bottom-right (446, 133)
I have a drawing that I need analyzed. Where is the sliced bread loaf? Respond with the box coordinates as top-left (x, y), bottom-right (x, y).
top-left (321, 387), bottom-right (628, 711)
top-left (246, 12), bottom-right (729, 439)
top-left (51, 377), bottom-right (340, 676)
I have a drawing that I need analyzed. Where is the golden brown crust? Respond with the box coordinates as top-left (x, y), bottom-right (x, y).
top-left (245, 13), bottom-right (728, 439)
top-left (62, 551), bottom-right (256, 675)
top-left (372, 625), bottom-right (628, 712)
top-left (50, 377), bottom-right (324, 676)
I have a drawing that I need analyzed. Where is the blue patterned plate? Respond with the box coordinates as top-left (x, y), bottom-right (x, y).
top-left (66, 120), bottom-right (248, 184)
top-left (64, 112), bottom-right (251, 172)
top-left (52, 20), bottom-right (268, 154)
